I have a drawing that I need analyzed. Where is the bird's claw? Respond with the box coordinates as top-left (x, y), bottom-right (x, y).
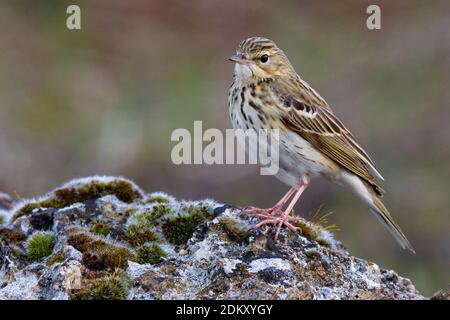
top-left (240, 205), bottom-right (282, 217)
top-left (249, 213), bottom-right (300, 241)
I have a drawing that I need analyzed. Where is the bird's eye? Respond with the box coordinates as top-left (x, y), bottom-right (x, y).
top-left (260, 54), bottom-right (269, 63)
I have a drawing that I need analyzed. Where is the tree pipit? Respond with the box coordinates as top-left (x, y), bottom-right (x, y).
top-left (228, 37), bottom-right (414, 252)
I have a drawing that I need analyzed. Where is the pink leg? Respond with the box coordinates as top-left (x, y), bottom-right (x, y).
top-left (273, 187), bottom-right (296, 208)
top-left (274, 180), bottom-right (309, 240)
top-left (240, 187), bottom-right (295, 217)
top-left (248, 178), bottom-right (310, 241)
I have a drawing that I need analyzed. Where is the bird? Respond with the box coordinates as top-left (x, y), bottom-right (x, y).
top-left (227, 36), bottom-right (415, 253)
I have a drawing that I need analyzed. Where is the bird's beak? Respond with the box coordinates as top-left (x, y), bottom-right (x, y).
top-left (228, 54), bottom-right (251, 65)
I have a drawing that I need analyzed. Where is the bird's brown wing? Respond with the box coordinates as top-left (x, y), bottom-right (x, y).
top-left (278, 94), bottom-right (384, 195)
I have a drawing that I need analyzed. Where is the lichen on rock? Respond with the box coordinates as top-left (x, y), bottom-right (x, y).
top-left (0, 176), bottom-right (429, 300)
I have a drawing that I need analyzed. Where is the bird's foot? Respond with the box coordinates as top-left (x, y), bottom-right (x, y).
top-left (250, 212), bottom-right (300, 241)
top-left (240, 205), bottom-right (283, 217)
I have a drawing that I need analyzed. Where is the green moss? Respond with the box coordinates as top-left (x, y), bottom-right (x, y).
top-left (146, 194), bottom-right (172, 204)
top-left (291, 217), bottom-right (333, 248)
top-left (67, 228), bottom-right (136, 270)
top-left (10, 247), bottom-right (26, 259)
top-left (132, 205), bottom-right (171, 227)
top-left (217, 216), bottom-right (250, 242)
top-left (0, 214), bottom-right (4, 225)
top-left (284, 207), bottom-right (338, 248)
top-left (161, 211), bottom-right (209, 245)
top-left (124, 208), bottom-right (138, 217)
top-left (74, 270), bottom-right (131, 300)
top-left (182, 202), bottom-right (214, 217)
top-left (125, 222), bottom-right (160, 247)
top-left (316, 238), bottom-right (331, 247)
top-left (12, 179), bottom-right (143, 221)
top-left (124, 205), bottom-right (172, 246)
top-left (151, 204), bottom-right (172, 221)
top-left (292, 219), bottom-right (316, 239)
top-left (13, 200), bottom-right (63, 220)
top-left (26, 232), bottom-right (55, 261)
top-left (17, 203), bottom-right (41, 215)
top-left (54, 180), bottom-right (142, 205)
top-left (137, 244), bottom-right (167, 264)
top-left (89, 219), bottom-right (111, 237)
top-left (160, 202), bottom-right (215, 246)
top-left (45, 252), bottom-right (65, 266)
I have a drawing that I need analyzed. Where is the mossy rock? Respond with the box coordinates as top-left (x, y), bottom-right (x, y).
top-left (291, 218), bottom-right (333, 248)
top-left (124, 205), bottom-right (172, 246)
top-left (125, 223), bottom-right (160, 247)
top-left (130, 205), bottom-right (171, 229)
top-left (217, 216), bottom-right (250, 242)
top-left (45, 252), bottom-right (65, 266)
top-left (161, 211), bottom-right (210, 245)
top-left (150, 204), bottom-right (172, 222)
top-left (26, 232), bottom-right (55, 261)
top-left (0, 227), bottom-right (27, 244)
top-left (292, 219), bottom-right (316, 239)
top-left (66, 227), bottom-right (136, 270)
top-left (55, 179), bottom-right (142, 205)
top-left (146, 193), bottom-right (173, 204)
top-left (10, 247), bottom-right (26, 259)
top-left (89, 219), bottom-right (111, 237)
top-left (73, 270), bottom-right (131, 300)
top-left (137, 244), bottom-right (167, 265)
top-left (12, 179), bottom-right (143, 221)
top-left (160, 201), bottom-right (217, 245)
top-left (14, 201), bottom-right (63, 221)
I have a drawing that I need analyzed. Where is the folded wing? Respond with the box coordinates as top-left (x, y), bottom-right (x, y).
top-left (278, 94), bottom-right (384, 195)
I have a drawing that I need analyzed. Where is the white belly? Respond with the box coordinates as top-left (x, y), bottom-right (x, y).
top-left (229, 85), bottom-right (335, 187)
top-left (276, 130), bottom-right (334, 186)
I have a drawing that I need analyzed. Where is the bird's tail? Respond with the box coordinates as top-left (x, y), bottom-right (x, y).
top-left (369, 192), bottom-right (415, 253)
top-left (340, 171), bottom-right (415, 253)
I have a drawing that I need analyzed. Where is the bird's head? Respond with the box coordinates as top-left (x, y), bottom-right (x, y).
top-left (229, 37), bottom-right (293, 81)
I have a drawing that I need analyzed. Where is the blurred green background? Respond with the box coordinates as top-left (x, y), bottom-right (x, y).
top-left (0, 0), bottom-right (448, 296)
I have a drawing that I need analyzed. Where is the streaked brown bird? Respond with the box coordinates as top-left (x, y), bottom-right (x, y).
top-left (228, 36), bottom-right (415, 253)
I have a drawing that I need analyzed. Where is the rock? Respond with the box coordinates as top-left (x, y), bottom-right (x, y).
top-left (0, 176), bottom-right (427, 300)
top-left (431, 284), bottom-right (450, 300)
top-left (28, 209), bottom-right (55, 231)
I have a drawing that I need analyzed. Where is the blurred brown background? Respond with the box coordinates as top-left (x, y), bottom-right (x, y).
top-left (0, 0), bottom-right (449, 296)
